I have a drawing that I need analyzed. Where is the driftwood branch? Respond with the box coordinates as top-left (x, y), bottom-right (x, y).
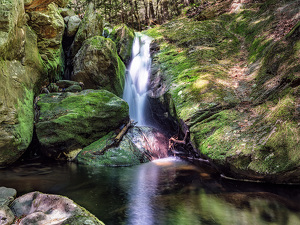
top-left (169, 119), bottom-right (190, 149)
top-left (93, 120), bottom-right (133, 155)
top-left (169, 130), bottom-right (189, 149)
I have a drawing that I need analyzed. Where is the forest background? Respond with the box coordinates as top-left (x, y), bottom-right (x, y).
top-left (68, 0), bottom-right (204, 30)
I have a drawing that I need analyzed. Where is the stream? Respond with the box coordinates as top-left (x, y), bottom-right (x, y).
top-left (1, 157), bottom-right (300, 225)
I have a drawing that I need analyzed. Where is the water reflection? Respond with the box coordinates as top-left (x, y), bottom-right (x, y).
top-left (0, 158), bottom-right (300, 225)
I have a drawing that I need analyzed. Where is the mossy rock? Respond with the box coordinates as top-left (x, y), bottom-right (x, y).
top-left (77, 126), bottom-right (169, 166)
top-left (0, 26), bottom-right (46, 167)
top-left (77, 132), bottom-right (150, 167)
top-left (143, 1), bottom-right (299, 183)
top-left (72, 36), bottom-right (125, 96)
top-left (27, 2), bottom-right (65, 81)
top-left (110, 24), bottom-right (135, 65)
top-left (70, 2), bottom-right (103, 58)
top-left (35, 90), bottom-right (129, 160)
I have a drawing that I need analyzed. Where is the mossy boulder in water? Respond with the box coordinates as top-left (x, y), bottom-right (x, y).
top-left (10, 192), bottom-right (104, 224)
top-left (110, 24), bottom-right (135, 65)
top-left (72, 36), bottom-right (126, 96)
top-left (77, 126), bottom-right (169, 166)
top-left (35, 90), bottom-right (129, 160)
top-left (70, 2), bottom-right (103, 58)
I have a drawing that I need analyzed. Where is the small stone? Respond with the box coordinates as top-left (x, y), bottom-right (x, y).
top-left (65, 85), bottom-right (82, 92)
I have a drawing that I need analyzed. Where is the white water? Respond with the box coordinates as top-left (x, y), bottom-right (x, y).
top-left (123, 34), bottom-right (152, 126)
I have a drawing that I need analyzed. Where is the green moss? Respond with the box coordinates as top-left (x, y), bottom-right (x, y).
top-left (15, 87), bottom-right (34, 151)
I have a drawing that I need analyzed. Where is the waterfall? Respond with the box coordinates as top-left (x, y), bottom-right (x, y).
top-left (123, 34), bottom-right (152, 126)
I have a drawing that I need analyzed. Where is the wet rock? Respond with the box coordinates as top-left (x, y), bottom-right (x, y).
top-left (10, 192), bottom-right (104, 225)
top-left (0, 187), bottom-right (17, 207)
top-left (35, 90), bottom-right (129, 160)
top-left (77, 132), bottom-right (150, 166)
top-left (77, 126), bottom-right (169, 166)
top-left (110, 24), bottom-right (135, 65)
top-left (72, 36), bottom-right (125, 96)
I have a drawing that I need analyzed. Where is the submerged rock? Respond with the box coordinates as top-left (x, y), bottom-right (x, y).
top-left (77, 126), bottom-right (169, 166)
top-left (72, 36), bottom-right (125, 96)
top-left (35, 90), bottom-right (129, 161)
top-left (110, 24), bottom-right (135, 65)
top-left (10, 192), bottom-right (104, 225)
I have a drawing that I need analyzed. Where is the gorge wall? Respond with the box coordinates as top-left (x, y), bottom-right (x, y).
top-left (144, 0), bottom-right (300, 184)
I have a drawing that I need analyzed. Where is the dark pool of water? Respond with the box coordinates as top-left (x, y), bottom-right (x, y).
top-left (1, 157), bottom-right (300, 225)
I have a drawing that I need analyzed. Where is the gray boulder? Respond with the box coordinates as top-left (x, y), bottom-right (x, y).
top-left (72, 36), bottom-right (125, 96)
top-left (70, 3), bottom-right (103, 58)
top-left (67, 15), bottom-right (81, 37)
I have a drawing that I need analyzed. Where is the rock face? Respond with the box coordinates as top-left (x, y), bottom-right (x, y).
top-left (27, 2), bottom-right (65, 81)
top-left (25, 0), bottom-right (68, 11)
top-left (35, 90), bottom-right (129, 160)
top-left (77, 126), bottom-right (169, 166)
top-left (144, 0), bottom-right (300, 183)
top-left (70, 3), bottom-right (103, 58)
top-left (10, 191), bottom-right (104, 225)
top-left (66, 15), bottom-right (81, 37)
top-left (0, 0), bottom-right (46, 166)
top-left (110, 24), bottom-right (135, 65)
top-left (72, 36), bottom-right (126, 96)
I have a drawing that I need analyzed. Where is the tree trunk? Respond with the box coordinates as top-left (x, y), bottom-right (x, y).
top-left (149, 0), bottom-right (155, 22)
top-left (143, 0), bottom-right (149, 26)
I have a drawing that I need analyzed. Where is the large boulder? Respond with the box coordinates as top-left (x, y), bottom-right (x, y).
top-left (35, 90), bottom-right (129, 160)
top-left (10, 192), bottom-right (104, 225)
top-left (110, 24), bottom-right (135, 65)
top-left (72, 36), bottom-right (126, 96)
top-left (0, 4), bottom-right (46, 166)
top-left (27, 2), bottom-right (65, 81)
top-left (144, 1), bottom-right (300, 183)
top-left (70, 3), bottom-right (103, 58)
top-left (77, 126), bottom-right (169, 166)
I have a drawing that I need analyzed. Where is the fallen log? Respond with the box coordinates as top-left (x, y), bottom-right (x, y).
top-left (93, 120), bottom-right (133, 155)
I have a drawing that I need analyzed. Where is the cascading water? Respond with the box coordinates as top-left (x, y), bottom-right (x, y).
top-left (123, 34), bottom-right (152, 126)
